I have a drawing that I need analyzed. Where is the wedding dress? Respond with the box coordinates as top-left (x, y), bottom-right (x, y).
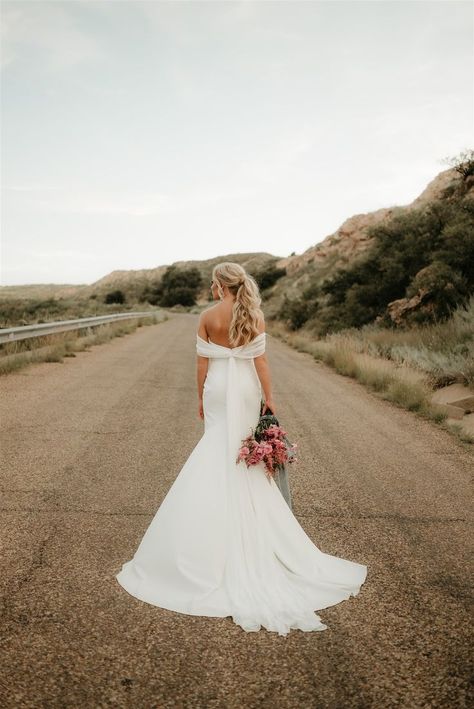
top-left (116, 331), bottom-right (367, 636)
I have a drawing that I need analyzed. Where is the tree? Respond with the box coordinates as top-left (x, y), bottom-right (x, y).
top-left (255, 264), bottom-right (286, 290)
top-left (143, 265), bottom-right (203, 307)
top-left (104, 289), bottom-right (125, 304)
top-left (279, 295), bottom-right (311, 330)
top-left (278, 281), bottom-right (319, 330)
top-left (320, 192), bottom-right (474, 329)
top-left (441, 148), bottom-right (474, 179)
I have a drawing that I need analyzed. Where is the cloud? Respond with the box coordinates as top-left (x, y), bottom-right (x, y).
top-left (3, 183), bottom-right (58, 193)
top-left (233, 128), bottom-right (316, 185)
top-left (4, 181), bottom-right (267, 217)
top-left (141, 0), bottom-right (258, 37)
top-left (4, 186), bottom-right (171, 217)
top-left (1, 2), bottom-right (107, 72)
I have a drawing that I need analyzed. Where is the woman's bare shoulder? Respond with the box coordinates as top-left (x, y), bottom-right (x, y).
top-left (201, 303), bottom-right (222, 324)
top-left (198, 304), bottom-right (222, 335)
top-left (199, 304), bottom-right (218, 321)
top-left (256, 310), bottom-right (266, 334)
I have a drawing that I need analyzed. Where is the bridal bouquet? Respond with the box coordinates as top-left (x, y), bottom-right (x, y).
top-left (236, 399), bottom-right (298, 482)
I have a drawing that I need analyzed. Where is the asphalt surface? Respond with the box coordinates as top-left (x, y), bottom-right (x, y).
top-left (1, 313), bottom-right (472, 709)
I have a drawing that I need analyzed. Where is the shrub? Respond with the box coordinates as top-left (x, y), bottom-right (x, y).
top-left (278, 280), bottom-right (320, 330)
top-left (104, 289), bottom-right (126, 304)
top-left (255, 265), bottom-right (286, 290)
top-left (442, 148), bottom-right (474, 179)
top-left (143, 266), bottom-right (203, 307)
top-left (320, 186), bottom-right (474, 330)
top-left (278, 295), bottom-right (311, 330)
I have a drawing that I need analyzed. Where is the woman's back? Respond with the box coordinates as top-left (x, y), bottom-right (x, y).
top-left (204, 302), bottom-right (264, 348)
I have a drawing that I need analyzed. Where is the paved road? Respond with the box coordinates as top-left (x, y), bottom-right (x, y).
top-left (1, 314), bottom-right (472, 708)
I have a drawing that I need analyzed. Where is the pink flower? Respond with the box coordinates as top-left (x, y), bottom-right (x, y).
top-left (237, 419), bottom-right (298, 478)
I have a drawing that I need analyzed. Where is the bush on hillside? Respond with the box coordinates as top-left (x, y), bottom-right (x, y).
top-left (442, 148), bottom-right (474, 180)
top-left (142, 265), bottom-right (202, 307)
top-left (104, 289), bottom-right (126, 304)
top-left (0, 298), bottom-right (70, 327)
top-left (279, 296), bottom-right (311, 330)
top-left (278, 281), bottom-right (320, 330)
top-left (255, 264), bottom-right (286, 291)
top-left (320, 182), bottom-right (474, 330)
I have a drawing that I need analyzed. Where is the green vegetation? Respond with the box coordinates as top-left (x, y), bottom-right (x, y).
top-left (0, 297), bottom-right (70, 327)
top-left (272, 293), bottom-right (474, 445)
top-left (278, 281), bottom-right (320, 330)
top-left (0, 295), bottom-right (154, 328)
top-left (442, 148), bottom-right (474, 179)
top-left (269, 152), bottom-right (474, 444)
top-left (254, 263), bottom-right (286, 291)
top-left (0, 253), bottom-right (283, 331)
top-left (310, 294), bottom-right (474, 388)
top-left (354, 294), bottom-right (474, 387)
top-left (141, 265), bottom-right (203, 307)
top-left (256, 251), bottom-right (473, 443)
top-left (277, 159), bottom-right (474, 335)
top-left (320, 192), bottom-right (473, 332)
top-left (104, 289), bottom-right (126, 304)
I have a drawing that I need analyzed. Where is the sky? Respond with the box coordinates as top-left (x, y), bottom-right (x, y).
top-left (1, 0), bottom-right (473, 286)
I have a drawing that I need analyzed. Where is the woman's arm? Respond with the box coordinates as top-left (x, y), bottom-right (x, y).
top-left (253, 314), bottom-right (277, 414)
top-left (253, 353), bottom-right (276, 414)
top-left (197, 357), bottom-right (208, 401)
top-left (196, 313), bottom-right (209, 417)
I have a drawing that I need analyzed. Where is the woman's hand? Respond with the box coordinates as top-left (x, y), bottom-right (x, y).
top-left (198, 398), bottom-right (204, 420)
top-left (262, 398), bottom-right (277, 415)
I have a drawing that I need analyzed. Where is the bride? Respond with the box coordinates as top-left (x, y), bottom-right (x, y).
top-left (116, 262), bottom-right (367, 636)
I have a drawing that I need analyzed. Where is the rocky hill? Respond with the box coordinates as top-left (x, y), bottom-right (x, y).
top-left (279, 167), bottom-right (463, 277)
top-left (262, 167), bottom-right (466, 316)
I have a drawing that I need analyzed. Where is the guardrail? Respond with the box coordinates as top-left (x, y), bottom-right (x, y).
top-left (0, 311), bottom-right (161, 344)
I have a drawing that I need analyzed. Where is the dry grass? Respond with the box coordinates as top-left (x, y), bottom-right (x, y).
top-left (335, 295), bottom-right (474, 388)
top-left (268, 299), bottom-right (474, 446)
top-left (0, 312), bottom-right (167, 376)
top-left (287, 333), bottom-right (433, 411)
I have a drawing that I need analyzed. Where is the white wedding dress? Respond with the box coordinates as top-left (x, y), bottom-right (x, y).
top-left (116, 332), bottom-right (367, 636)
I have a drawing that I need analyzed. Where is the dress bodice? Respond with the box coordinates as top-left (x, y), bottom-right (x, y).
top-left (196, 332), bottom-right (266, 359)
top-left (196, 332), bottom-right (266, 470)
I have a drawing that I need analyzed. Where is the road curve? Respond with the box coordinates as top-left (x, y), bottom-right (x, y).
top-left (0, 313), bottom-right (472, 708)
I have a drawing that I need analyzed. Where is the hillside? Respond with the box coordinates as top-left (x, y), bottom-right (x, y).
top-left (90, 252), bottom-right (278, 303)
top-left (263, 167), bottom-right (472, 322)
top-left (0, 253), bottom-right (278, 304)
top-left (2, 164), bottom-right (472, 335)
top-left (280, 166), bottom-right (462, 280)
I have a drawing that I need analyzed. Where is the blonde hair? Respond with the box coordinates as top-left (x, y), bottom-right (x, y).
top-left (212, 262), bottom-right (264, 347)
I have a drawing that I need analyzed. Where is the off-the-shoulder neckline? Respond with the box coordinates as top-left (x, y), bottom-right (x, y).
top-left (196, 332), bottom-right (265, 348)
